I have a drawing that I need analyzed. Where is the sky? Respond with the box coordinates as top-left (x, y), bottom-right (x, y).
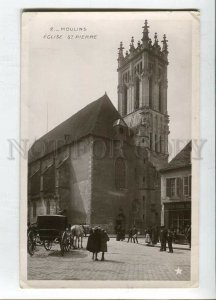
top-left (23, 11), bottom-right (193, 159)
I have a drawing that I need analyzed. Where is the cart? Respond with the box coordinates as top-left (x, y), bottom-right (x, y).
top-left (27, 215), bottom-right (72, 256)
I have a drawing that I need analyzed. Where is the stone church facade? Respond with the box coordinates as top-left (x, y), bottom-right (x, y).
top-left (28, 21), bottom-right (170, 234)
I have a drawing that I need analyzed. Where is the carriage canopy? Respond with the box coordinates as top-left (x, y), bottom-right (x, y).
top-left (37, 215), bottom-right (68, 231)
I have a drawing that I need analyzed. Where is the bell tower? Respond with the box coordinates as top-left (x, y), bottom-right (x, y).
top-left (117, 20), bottom-right (170, 169)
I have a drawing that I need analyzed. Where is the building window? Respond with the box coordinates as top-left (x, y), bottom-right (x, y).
top-left (159, 136), bottom-right (162, 153)
top-left (149, 77), bottom-right (153, 108)
top-left (166, 178), bottom-right (176, 197)
top-left (115, 157), bottom-right (126, 189)
top-left (46, 199), bottom-right (50, 215)
top-left (176, 177), bottom-right (182, 197)
top-left (189, 175), bottom-right (192, 196)
top-left (33, 201), bottom-right (37, 217)
top-left (135, 78), bottom-right (140, 109)
top-left (123, 85), bottom-right (128, 116)
top-left (159, 83), bottom-right (162, 112)
top-left (184, 176), bottom-right (191, 196)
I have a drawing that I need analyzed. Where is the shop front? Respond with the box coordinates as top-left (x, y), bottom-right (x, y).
top-left (163, 201), bottom-right (191, 233)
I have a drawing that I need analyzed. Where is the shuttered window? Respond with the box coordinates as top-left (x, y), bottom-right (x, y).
top-left (184, 176), bottom-right (189, 195)
top-left (189, 175), bottom-right (192, 196)
top-left (184, 176), bottom-right (192, 196)
top-left (176, 177), bottom-right (182, 197)
top-left (166, 178), bottom-right (176, 197)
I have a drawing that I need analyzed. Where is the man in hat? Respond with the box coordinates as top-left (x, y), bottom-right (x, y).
top-left (159, 225), bottom-right (167, 251)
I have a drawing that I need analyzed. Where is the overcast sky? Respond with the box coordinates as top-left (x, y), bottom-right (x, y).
top-left (23, 11), bottom-right (193, 159)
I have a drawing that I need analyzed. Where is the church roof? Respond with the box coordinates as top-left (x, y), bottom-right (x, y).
top-left (29, 94), bottom-right (124, 163)
top-left (160, 141), bottom-right (192, 172)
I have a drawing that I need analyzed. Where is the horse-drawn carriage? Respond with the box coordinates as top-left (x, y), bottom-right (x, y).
top-left (27, 215), bottom-right (72, 256)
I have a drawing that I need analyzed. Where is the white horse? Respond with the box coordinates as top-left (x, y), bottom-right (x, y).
top-left (71, 225), bottom-right (85, 248)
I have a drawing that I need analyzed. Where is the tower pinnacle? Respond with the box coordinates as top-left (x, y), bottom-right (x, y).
top-left (161, 34), bottom-right (168, 55)
top-left (118, 41), bottom-right (124, 58)
top-left (154, 32), bottom-right (159, 46)
top-left (118, 41), bottom-right (124, 66)
top-left (142, 20), bottom-right (150, 47)
top-left (129, 36), bottom-right (135, 52)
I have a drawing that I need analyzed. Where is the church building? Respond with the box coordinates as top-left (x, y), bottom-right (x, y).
top-left (28, 21), bottom-right (170, 233)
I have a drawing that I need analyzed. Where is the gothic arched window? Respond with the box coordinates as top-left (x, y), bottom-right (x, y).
top-left (123, 85), bottom-right (128, 116)
top-left (149, 77), bottom-right (153, 108)
top-left (135, 78), bottom-right (140, 109)
top-left (159, 83), bottom-right (162, 112)
top-left (115, 157), bottom-right (126, 189)
top-left (160, 135), bottom-right (162, 153)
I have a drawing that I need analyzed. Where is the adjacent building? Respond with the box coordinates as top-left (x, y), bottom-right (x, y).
top-left (160, 141), bottom-right (192, 232)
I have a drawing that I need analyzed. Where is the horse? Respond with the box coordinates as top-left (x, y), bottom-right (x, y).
top-left (71, 225), bottom-right (85, 249)
top-left (81, 224), bottom-right (90, 237)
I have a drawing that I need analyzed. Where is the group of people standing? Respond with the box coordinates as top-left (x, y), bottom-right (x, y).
top-left (159, 226), bottom-right (174, 253)
top-left (86, 227), bottom-right (109, 261)
top-left (127, 226), bottom-right (139, 243)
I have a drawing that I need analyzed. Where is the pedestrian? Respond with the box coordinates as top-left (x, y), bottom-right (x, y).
top-left (185, 225), bottom-right (191, 249)
top-left (167, 228), bottom-right (174, 253)
top-left (93, 227), bottom-right (101, 260)
top-left (132, 225), bottom-right (138, 243)
top-left (116, 225), bottom-right (121, 241)
top-left (151, 226), bottom-right (158, 246)
top-left (127, 228), bottom-right (133, 243)
top-left (86, 228), bottom-right (95, 260)
top-left (100, 229), bottom-right (110, 261)
top-left (145, 228), bottom-right (151, 245)
top-left (159, 226), bottom-right (167, 251)
top-left (86, 227), bottom-right (101, 261)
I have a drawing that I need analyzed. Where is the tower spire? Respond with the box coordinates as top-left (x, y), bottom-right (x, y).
top-left (153, 32), bottom-right (159, 46)
top-left (129, 36), bottom-right (135, 53)
top-left (153, 32), bottom-right (161, 53)
top-left (118, 41), bottom-right (124, 66)
top-left (161, 34), bottom-right (168, 56)
top-left (118, 41), bottom-right (124, 57)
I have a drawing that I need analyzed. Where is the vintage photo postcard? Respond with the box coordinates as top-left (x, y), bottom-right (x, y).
top-left (20, 10), bottom-right (200, 288)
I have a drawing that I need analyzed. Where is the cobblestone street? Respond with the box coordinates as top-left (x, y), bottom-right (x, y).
top-left (28, 237), bottom-right (190, 281)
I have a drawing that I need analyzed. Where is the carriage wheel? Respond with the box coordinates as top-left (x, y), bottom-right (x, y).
top-left (27, 231), bottom-right (36, 256)
top-left (60, 232), bottom-right (67, 256)
top-left (43, 240), bottom-right (52, 251)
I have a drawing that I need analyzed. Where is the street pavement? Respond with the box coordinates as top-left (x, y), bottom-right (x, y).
top-left (28, 237), bottom-right (190, 281)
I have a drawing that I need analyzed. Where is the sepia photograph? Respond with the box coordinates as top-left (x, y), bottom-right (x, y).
top-left (20, 11), bottom-right (200, 288)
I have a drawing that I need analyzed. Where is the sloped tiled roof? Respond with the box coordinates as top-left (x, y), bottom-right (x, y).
top-left (29, 94), bottom-right (123, 163)
top-left (160, 141), bottom-right (191, 172)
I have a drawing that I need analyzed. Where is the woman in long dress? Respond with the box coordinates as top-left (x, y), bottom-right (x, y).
top-left (86, 227), bottom-right (101, 261)
top-left (100, 229), bottom-right (110, 261)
